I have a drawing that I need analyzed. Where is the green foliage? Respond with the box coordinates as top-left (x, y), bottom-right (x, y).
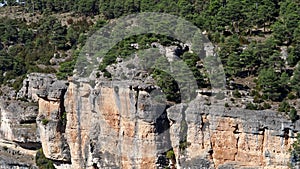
top-left (0, 0), bottom-right (299, 108)
top-left (76, 0), bottom-right (99, 15)
top-left (152, 69), bottom-right (181, 103)
top-left (262, 102), bottom-right (272, 109)
top-left (246, 102), bottom-right (258, 110)
top-left (287, 44), bottom-right (300, 67)
top-left (289, 107), bottom-right (298, 122)
top-left (36, 149), bottom-right (55, 169)
top-left (253, 95), bottom-right (263, 103)
top-left (232, 90), bottom-right (241, 98)
top-left (257, 68), bottom-right (284, 101)
top-left (288, 93), bottom-right (297, 100)
top-left (278, 101), bottom-right (290, 113)
top-left (42, 119), bottom-right (49, 125)
top-left (272, 0), bottom-right (300, 45)
top-left (60, 112), bottom-right (67, 126)
top-left (179, 140), bottom-right (190, 151)
top-left (166, 149), bottom-right (175, 159)
top-left (56, 59), bottom-right (76, 80)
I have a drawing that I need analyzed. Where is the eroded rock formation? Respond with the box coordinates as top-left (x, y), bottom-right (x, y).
top-left (0, 43), bottom-right (299, 168)
top-left (36, 77), bottom-right (299, 169)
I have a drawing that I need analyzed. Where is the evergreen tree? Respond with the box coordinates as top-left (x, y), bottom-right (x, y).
top-left (257, 68), bottom-right (282, 101)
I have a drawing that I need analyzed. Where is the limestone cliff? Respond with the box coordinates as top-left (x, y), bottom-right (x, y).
top-left (37, 76), bottom-right (299, 169)
top-left (169, 100), bottom-right (298, 169)
top-left (0, 72), bottom-right (299, 168)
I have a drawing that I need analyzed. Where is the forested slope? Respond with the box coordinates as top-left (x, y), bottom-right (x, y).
top-left (1, 0), bottom-right (299, 112)
top-left (1, 0), bottom-right (300, 168)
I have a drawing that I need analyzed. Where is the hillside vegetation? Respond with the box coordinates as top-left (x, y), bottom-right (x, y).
top-left (0, 0), bottom-right (299, 114)
top-left (0, 0), bottom-right (300, 168)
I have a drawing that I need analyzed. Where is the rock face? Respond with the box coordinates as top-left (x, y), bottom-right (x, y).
top-left (62, 80), bottom-right (169, 168)
top-left (0, 72), bottom-right (299, 168)
top-left (37, 78), bottom-right (297, 169)
top-left (36, 79), bottom-right (71, 163)
top-left (0, 92), bottom-right (40, 168)
top-left (168, 99), bottom-right (297, 169)
top-left (17, 73), bottom-right (57, 102)
top-left (0, 100), bottom-right (39, 144)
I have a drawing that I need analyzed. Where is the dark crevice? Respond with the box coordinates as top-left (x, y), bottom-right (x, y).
top-left (57, 88), bottom-right (67, 133)
top-left (52, 159), bottom-right (72, 165)
top-left (14, 141), bottom-right (41, 150)
top-left (56, 85), bottom-right (71, 163)
top-left (234, 134), bottom-right (240, 161)
top-left (155, 105), bottom-right (171, 135)
top-left (283, 128), bottom-right (289, 146)
top-left (25, 80), bottom-right (29, 99)
top-left (19, 119), bottom-right (36, 124)
top-left (200, 116), bottom-right (205, 149)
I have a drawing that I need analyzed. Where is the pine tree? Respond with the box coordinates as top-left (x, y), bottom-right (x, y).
top-left (257, 68), bottom-right (281, 101)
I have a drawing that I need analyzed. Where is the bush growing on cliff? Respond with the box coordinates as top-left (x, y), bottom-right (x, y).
top-left (166, 149), bottom-right (175, 159)
top-left (289, 107), bottom-right (298, 122)
top-left (42, 119), bottom-right (49, 125)
top-left (245, 102), bottom-right (258, 110)
top-left (278, 101), bottom-right (291, 113)
top-left (36, 149), bottom-right (55, 169)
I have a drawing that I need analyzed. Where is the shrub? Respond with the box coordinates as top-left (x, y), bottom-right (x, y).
top-left (42, 119), bottom-right (49, 125)
top-left (103, 70), bottom-right (112, 79)
top-left (278, 101), bottom-right (290, 113)
top-left (290, 107), bottom-right (298, 122)
top-left (253, 95), bottom-right (263, 103)
top-left (250, 90), bottom-right (259, 97)
top-left (225, 103), bottom-right (229, 107)
top-left (291, 134), bottom-right (300, 167)
top-left (12, 76), bottom-right (25, 91)
top-left (262, 102), bottom-right (272, 109)
top-left (288, 93), bottom-right (297, 100)
top-left (233, 90), bottom-right (242, 98)
top-left (166, 149), bottom-right (175, 159)
top-left (36, 149), bottom-right (55, 169)
top-left (61, 112), bottom-right (67, 126)
top-left (246, 102), bottom-right (258, 110)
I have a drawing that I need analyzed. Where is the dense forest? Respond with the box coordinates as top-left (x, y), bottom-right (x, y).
top-left (0, 0), bottom-right (299, 107)
top-left (0, 0), bottom-right (300, 167)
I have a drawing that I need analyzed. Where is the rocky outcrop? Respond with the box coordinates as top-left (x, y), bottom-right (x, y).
top-left (11, 44), bottom-right (297, 168)
top-left (168, 98), bottom-right (298, 169)
top-left (0, 44), bottom-right (299, 169)
top-left (17, 73), bottom-right (57, 102)
top-left (0, 99), bottom-right (39, 144)
top-left (61, 80), bottom-right (169, 169)
top-left (0, 140), bottom-right (37, 169)
top-left (0, 92), bottom-right (40, 168)
top-left (36, 79), bottom-right (71, 163)
top-left (0, 73), bottom-right (298, 168)
top-left (36, 78), bottom-right (297, 169)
